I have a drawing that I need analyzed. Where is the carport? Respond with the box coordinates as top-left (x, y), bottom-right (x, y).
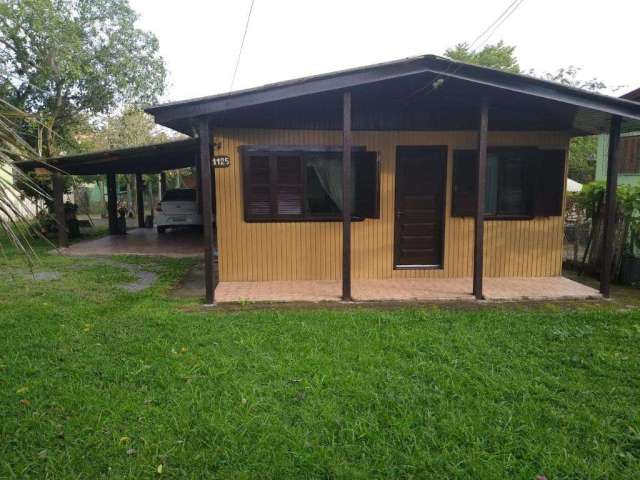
top-left (17, 138), bottom-right (214, 259)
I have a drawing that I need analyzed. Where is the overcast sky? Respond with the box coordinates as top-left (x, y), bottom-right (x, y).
top-left (128, 0), bottom-right (639, 105)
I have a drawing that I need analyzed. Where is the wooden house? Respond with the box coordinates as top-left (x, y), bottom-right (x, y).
top-left (23, 54), bottom-right (640, 303)
top-left (145, 55), bottom-right (640, 302)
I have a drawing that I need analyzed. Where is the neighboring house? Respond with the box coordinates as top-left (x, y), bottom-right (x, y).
top-left (596, 88), bottom-right (640, 184)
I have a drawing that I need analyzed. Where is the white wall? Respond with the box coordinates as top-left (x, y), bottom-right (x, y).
top-left (0, 164), bottom-right (37, 222)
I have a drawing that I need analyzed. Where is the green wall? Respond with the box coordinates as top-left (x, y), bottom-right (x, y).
top-left (596, 132), bottom-right (640, 185)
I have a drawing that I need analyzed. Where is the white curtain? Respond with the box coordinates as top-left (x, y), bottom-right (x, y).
top-left (307, 156), bottom-right (344, 211)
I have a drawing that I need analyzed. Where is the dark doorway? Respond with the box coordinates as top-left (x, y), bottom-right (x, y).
top-left (394, 146), bottom-right (447, 268)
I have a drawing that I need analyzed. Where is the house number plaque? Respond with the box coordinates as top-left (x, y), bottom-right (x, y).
top-left (212, 155), bottom-right (230, 168)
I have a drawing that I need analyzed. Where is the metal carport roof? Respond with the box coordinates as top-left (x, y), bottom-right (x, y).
top-left (17, 138), bottom-right (198, 175)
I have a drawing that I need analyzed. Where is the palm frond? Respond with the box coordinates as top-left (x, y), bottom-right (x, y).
top-left (0, 98), bottom-right (50, 263)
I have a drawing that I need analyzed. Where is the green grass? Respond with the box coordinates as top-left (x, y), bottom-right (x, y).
top-left (1, 238), bottom-right (640, 478)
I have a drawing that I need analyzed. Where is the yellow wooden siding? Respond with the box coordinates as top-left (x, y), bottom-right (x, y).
top-left (214, 129), bottom-right (569, 281)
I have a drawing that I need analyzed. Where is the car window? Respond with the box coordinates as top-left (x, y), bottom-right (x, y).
top-left (162, 189), bottom-right (196, 202)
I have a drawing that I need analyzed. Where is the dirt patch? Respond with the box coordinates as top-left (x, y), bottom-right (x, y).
top-left (86, 258), bottom-right (158, 292)
top-left (119, 269), bottom-right (157, 292)
top-left (177, 296), bottom-right (610, 315)
top-left (170, 262), bottom-right (219, 299)
top-left (22, 271), bottom-right (62, 281)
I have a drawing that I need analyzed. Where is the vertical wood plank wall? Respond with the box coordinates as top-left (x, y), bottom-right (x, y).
top-left (215, 129), bottom-right (569, 282)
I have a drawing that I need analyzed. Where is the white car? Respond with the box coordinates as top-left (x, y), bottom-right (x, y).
top-left (154, 189), bottom-right (203, 233)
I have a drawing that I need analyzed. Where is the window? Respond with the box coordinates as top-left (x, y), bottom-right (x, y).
top-left (452, 147), bottom-right (565, 218)
top-left (242, 148), bottom-right (379, 222)
top-left (162, 189), bottom-right (197, 202)
top-left (485, 149), bottom-right (533, 217)
top-left (620, 136), bottom-right (640, 174)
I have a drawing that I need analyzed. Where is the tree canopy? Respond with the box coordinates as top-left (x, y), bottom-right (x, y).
top-left (0, 0), bottom-right (166, 156)
top-left (444, 41), bottom-right (520, 73)
top-left (80, 107), bottom-right (174, 153)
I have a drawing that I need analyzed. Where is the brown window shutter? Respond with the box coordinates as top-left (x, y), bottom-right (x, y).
top-left (354, 151), bottom-right (380, 219)
top-left (274, 155), bottom-right (304, 217)
top-left (452, 150), bottom-right (477, 217)
top-left (244, 155), bottom-right (272, 219)
top-left (533, 149), bottom-right (565, 217)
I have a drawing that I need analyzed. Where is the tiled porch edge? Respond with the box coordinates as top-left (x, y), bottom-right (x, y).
top-left (215, 276), bottom-right (601, 303)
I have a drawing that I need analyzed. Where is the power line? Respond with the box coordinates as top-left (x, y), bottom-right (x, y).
top-left (229, 0), bottom-right (256, 91)
top-left (469, 0), bottom-right (525, 52)
top-left (404, 0), bottom-right (526, 102)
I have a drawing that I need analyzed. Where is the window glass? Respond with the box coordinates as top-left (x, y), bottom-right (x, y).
top-left (305, 155), bottom-right (343, 216)
top-left (485, 154), bottom-right (499, 216)
top-left (483, 150), bottom-right (531, 217)
top-left (499, 154), bottom-right (529, 215)
top-left (162, 189), bottom-right (196, 202)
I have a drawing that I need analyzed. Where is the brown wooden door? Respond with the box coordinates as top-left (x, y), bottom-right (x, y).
top-left (394, 146), bottom-right (447, 268)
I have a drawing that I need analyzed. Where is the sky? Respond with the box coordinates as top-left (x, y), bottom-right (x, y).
top-left (128, 0), bottom-right (640, 105)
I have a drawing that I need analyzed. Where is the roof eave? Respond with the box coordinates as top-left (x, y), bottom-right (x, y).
top-left (146, 55), bottom-right (640, 128)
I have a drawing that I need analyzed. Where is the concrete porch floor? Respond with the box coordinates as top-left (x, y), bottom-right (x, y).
top-left (214, 276), bottom-right (601, 303)
top-left (57, 228), bottom-right (205, 257)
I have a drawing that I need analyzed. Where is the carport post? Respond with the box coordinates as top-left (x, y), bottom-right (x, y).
top-left (600, 115), bottom-right (622, 298)
top-left (106, 172), bottom-right (118, 235)
top-left (160, 172), bottom-right (167, 197)
top-left (194, 152), bottom-right (203, 213)
top-left (52, 173), bottom-right (68, 248)
top-left (198, 117), bottom-right (216, 305)
top-left (135, 173), bottom-right (145, 228)
top-left (473, 97), bottom-right (489, 300)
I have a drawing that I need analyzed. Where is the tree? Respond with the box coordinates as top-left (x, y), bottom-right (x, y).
top-left (0, 0), bottom-right (166, 157)
top-left (538, 66), bottom-right (608, 184)
top-left (567, 135), bottom-right (598, 184)
top-left (72, 108), bottom-right (187, 217)
top-left (86, 108), bottom-right (172, 152)
top-left (82, 108), bottom-right (176, 215)
top-left (444, 41), bottom-right (520, 73)
top-left (539, 66), bottom-right (606, 92)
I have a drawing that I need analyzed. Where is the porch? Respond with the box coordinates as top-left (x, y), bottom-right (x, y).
top-left (214, 276), bottom-right (600, 303)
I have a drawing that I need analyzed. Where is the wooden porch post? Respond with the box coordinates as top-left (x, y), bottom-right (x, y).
top-left (52, 173), bottom-right (68, 248)
top-left (135, 173), bottom-right (145, 228)
top-left (342, 91), bottom-right (352, 301)
top-left (198, 117), bottom-right (216, 305)
top-left (106, 172), bottom-right (118, 235)
top-left (473, 97), bottom-right (489, 300)
top-left (600, 115), bottom-right (622, 297)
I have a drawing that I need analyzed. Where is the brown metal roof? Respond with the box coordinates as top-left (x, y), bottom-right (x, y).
top-left (146, 54), bottom-right (640, 136)
top-left (621, 87), bottom-right (640, 101)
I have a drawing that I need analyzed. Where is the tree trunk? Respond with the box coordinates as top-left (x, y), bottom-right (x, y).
top-left (43, 83), bottom-right (65, 157)
top-left (96, 178), bottom-right (107, 218)
top-left (612, 211), bottom-right (629, 281)
top-left (125, 175), bottom-right (135, 217)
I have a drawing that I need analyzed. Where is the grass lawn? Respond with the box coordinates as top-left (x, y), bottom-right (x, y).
top-left (1, 237), bottom-right (640, 479)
